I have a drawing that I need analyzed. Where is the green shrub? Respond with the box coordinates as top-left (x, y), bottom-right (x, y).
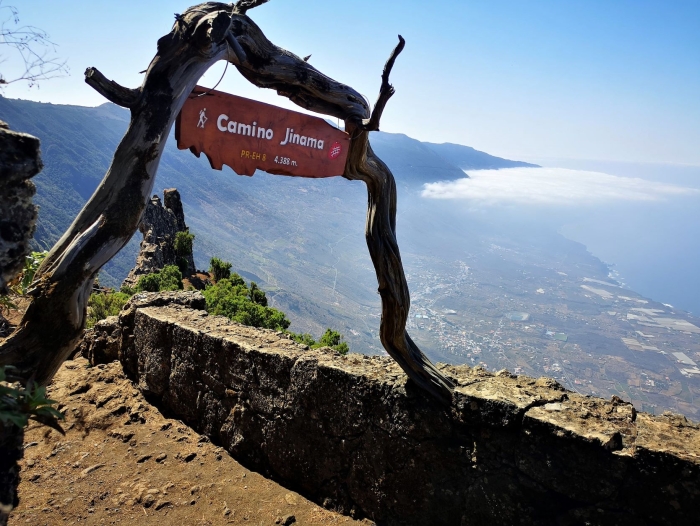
top-left (0, 295), bottom-right (16, 313)
top-left (137, 273), bottom-right (161, 292)
top-left (158, 265), bottom-right (184, 291)
top-left (248, 281), bottom-right (267, 306)
top-left (318, 328), bottom-right (350, 355)
top-left (229, 272), bottom-right (245, 287)
top-left (120, 285), bottom-right (136, 296)
top-left (176, 257), bottom-right (188, 275)
top-left (290, 332), bottom-right (316, 347)
top-left (86, 290), bottom-right (131, 328)
top-left (11, 250), bottom-right (48, 295)
top-left (1, 250), bottom-right (49, 316)
top-left (203, 277), bottom-right (290, 331)
top-left (288, 328), bottom-right (350, 355)
top-left (174, 230), bottom-right (195, 256)
top-left (209, 257), bottom-right (232, 282)
top-left (318, 328), bottom-right (349, 354)
top-left (136, 265), bottom-right (183, 293)
top-left (174, 231), bottom-right (195, 275)
top-left (334, 342), bottom-right (350, 355)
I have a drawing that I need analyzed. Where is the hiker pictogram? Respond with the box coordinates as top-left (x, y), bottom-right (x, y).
top-left (197, 108), bottom-right (208, 129)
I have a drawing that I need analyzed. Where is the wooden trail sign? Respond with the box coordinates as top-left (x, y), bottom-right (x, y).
top-left (176, 86), bottom-right (350, 177)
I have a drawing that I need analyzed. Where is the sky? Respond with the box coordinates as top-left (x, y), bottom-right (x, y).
top-left (1, 0), bottom-right (699, 165)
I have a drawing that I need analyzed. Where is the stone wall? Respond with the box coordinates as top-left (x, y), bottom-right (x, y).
top-left (92, 294), bottom-right (700, 525)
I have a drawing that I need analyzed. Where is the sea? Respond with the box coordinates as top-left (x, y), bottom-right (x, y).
top-left (421, 159), bottom-right (700, 315)
top-left (534, 159), bottom-right (700, 315)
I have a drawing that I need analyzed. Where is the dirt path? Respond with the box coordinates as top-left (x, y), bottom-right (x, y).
top-left (9, 358), bottom-right (369, 526)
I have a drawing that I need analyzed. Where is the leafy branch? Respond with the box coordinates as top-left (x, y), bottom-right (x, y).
top-left (9, 250), bottom-right (47, 295)
top-left (0, 365), bottom-right (64, 434)
top-left (1, 251), bottom-right (47, 337)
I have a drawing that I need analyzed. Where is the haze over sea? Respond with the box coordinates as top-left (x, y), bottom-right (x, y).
top-left (422, 161), bottom-right (700, 315)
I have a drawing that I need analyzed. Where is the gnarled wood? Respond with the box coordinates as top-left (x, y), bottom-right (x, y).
top-left (84, 67), bottom-right (140, 108)
top-left (0, 5), bottom-right (230, 384)
top-left (0, 2), bottom-right (454, 403)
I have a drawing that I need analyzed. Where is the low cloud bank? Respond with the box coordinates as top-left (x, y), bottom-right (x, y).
top-left (421, 167), bottom-right (698, 205)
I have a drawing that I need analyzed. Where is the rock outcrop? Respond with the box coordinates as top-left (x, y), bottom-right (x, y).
top-left (81, 291), bottom-right (206, 377)
top-left (121, 189), bottom-right (195, 289)
top-left (85, 293), bottom-right (700, 526)
top-left (0, 121), bottom-right (41, 293)
top-left (0, 121), bottom-right (41, 524)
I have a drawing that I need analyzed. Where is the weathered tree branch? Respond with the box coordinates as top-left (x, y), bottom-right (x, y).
top-left (0, 5), bottom-right (230, 384)
top-left (234, 0), bottom-right (269, 15)
top-left (84, 67), bottom-right (140, 108)
top-left (362, 35), bottom-right (405, 132)
top-left (225, 32), bottom-right (248, 64)
top-left (0, 2), bottom-right (454, 404)
top-left (230, 15), bottom-right (369, 121)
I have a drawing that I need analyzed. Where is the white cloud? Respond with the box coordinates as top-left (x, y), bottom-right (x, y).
top-left (421, 167), bottom-right (699, 205)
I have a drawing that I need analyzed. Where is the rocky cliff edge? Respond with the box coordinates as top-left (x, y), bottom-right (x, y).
top-left (79, 292), bottom-right (700, 526)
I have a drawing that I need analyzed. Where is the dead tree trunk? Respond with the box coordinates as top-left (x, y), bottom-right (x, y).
top-left (0, 1), bottom-right (454, 403)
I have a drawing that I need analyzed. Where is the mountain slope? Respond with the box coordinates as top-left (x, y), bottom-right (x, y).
top-left (368, 132), bottom-right (470, 187)
top-left (0, 97), bottom-right (529, 296)
top-left (426, 141), bottom-right (539, 170)
top-left (3, 96), bottom-right (700, 421)
top-left (0, 96), bottom-right (542, 355)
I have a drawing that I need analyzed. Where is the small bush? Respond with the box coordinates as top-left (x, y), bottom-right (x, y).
top-left (248, 281), bottom-right (267, 306)
top-left (176, 257), bottom-right (189, 275)
top-left (290, 332), bottom-right (316, 347)
top-left (209, 257), bottom-right (232, 282)
top-left (120, 285), bottom-right (136, 296)
top-left (1, 250), bottom-right (49, 316)
top-left (174, 230), bottom-right (195, 257)
top-left (136, 265), bottom-right (183, 293)
top-left (0, 295), bottom-right (16, 313)
top-left (229, 272), bottom-right (245, 287)
top-left (318, 328), bottom-right (349, 354)
top-left (158, 265), bottom-right (184, 291)
top-left (175, 231), bottom-right (195, 275)
top-left (136, 273), bottom-right (161, 292)
top-left (288, 328), bottom-right (350, 355)
top-left (203, 277), bottom-right (290, 331)
top-left (86, 290), bottom-right (131, 328)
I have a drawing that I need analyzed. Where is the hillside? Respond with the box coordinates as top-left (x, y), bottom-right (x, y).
top-left (6, 95), bottom-right (700, 421)
top-left (425, 141), bottom-right (539, 170)
top-left (0, 96), bottom-right (539, 354)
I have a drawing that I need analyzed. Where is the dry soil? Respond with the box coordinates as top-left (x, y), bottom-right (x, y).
top-left (9, 357), bottom-right (370, 526)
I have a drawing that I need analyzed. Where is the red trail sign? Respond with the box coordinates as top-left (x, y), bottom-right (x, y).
top-left (176, 87), bottom-right (350, 178)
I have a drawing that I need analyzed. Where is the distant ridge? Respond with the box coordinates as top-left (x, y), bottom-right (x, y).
top-left (369, 131), bottom-right (471, 185)
top-left (426, 142), bottom-right (539, 171)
